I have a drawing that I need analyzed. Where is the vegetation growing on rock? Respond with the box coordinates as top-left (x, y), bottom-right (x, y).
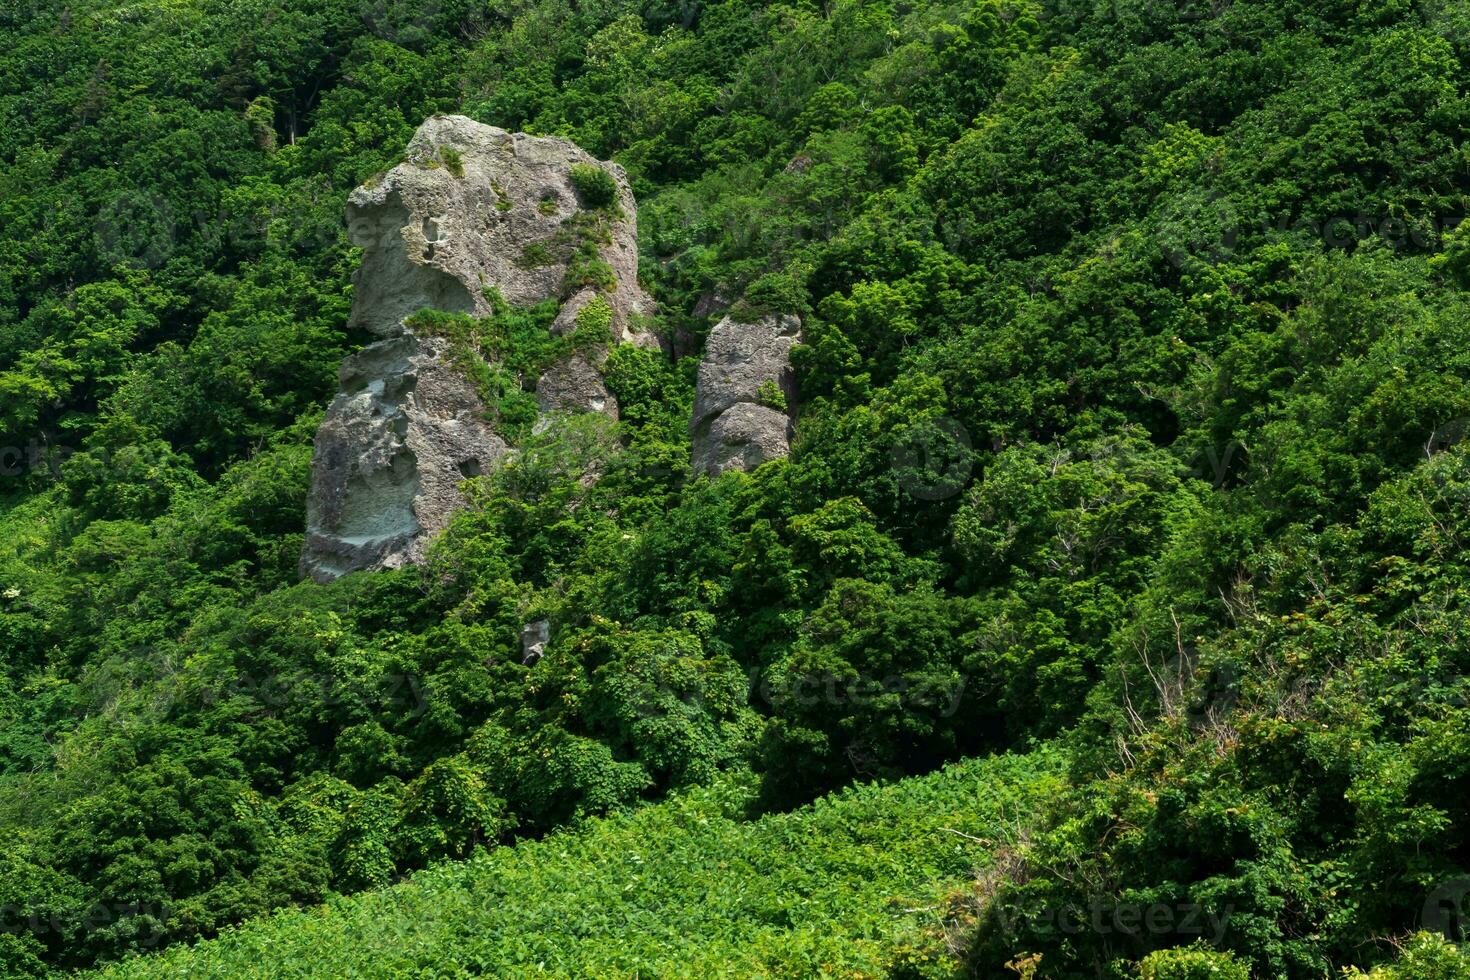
top-left (0, 0), bottom-right (1468, 976)
top-left (569, 162), bottom-right (619, 210)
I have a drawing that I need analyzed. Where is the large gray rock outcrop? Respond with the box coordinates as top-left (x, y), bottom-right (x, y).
top-left (302, 336), bottom-right (508, 580)
top-left (690, 313), bottom-right (801, 476)
top-left (302, 115), bottom-right (655, 582)
top-left (344, 114), bottom-right (655, 344)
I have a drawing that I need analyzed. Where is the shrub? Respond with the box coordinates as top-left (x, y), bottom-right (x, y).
top-left (1137, 944), bottom-right (1250, 980)
top-left (565, 246), bottom-right (617, 293)
top-left (569, 163), bottom-right (618, 209)
top-left (1346, 934), bottom-right (1470, 979)
top-left (518, 241), bottom-right (557, 268)
top-left (756, 379), bottom-right (788, 412)
top-left (574, 295), bottom-right (614, 333)
top-left (244, 96), bottom-right (276, 152)
top-left (440, 146), bottom-right (465, 177)
top-left (733, 268), bottom-right (809, 320)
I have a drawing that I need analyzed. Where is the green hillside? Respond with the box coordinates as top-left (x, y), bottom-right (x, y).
top-left (2, 0), bottom-right (1470, 976)
top-left (88, 750), bottom-right (1062, 979)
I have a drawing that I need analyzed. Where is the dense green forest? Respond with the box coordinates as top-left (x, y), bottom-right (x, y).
top-left (2, 0), bottom-right (1470, 975)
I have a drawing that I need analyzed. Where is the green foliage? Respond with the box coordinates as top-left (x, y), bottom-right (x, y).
top-left (568, 162), bottom-right (618, 209)
top-left (517, 241), bottom-right (556, 267)
top-left (1345, 934), bottom-right (1470, 979)
top-left (86, 750), bottom-right (1065, 979)
top-left (394, 755), bottom-right (512, 864)
top-left (407, 293), bottom-right (595, 442)
top-left (1433, 220), bottom-right (1470, 288)
top-left (733, 267), bottom-right (810, 321)
top-left (1138, 945), bottom-right (1251, 980)
top-left (1, 0), bottom-right (1469, 975)
top-left (243, 97), bottom-right (277, 152)
top-left (438, 145), bottom-right (465, 178)
top-left (755, 378), bottom-right (787, 413)
top-left (563, 244), bottom-right (617, 294)
top-left (573, 294), bottom-right (613, 333)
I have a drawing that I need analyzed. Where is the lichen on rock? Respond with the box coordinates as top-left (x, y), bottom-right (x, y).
top-left (302, 115), bottom-right (657, 583)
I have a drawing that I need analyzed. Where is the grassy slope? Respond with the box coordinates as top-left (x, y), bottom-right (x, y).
top-left (89, 749), bottom-right (1063, 979)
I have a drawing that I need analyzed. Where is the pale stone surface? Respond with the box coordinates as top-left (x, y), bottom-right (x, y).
top-left (303, 116), bottom-right (655, 581)
top-left (301, 335), bottom-right (510, 583)
top-left (521, 620), bottom-right (550, 665)
top-left (695, 402), bottom-right (795, 475)
top-left (690, 313), bottom-right (802, 476)
top-left (344, 115), bottom-right (654, 341)
top-left (536, 354), bottom-right (618, 420)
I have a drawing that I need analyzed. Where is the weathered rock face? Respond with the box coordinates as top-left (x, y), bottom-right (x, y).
top-left (344, 114), bottom-right (655, 344)
top-left (302, 115), bottom-right (655, 583)
top-left (535, 353), bottom-right (617, 421)
top-left (302, 336), bottom-right (508, 580)
top-left (690, 313), bottom-right (801, 476)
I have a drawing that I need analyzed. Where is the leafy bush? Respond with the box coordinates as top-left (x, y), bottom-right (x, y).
top-left (439, 146), bottom-right (465, 177)
top-left (573, 294), bottom-right (614, 333)
top-left (568, 163), bottom-right (618, 209)
top-left (1345, 934), bottom-right (1470, 979)
top-left (1, 0), bottom-right (1469, 975)
top-left (756, 378), bottom-right (787, 412)
top-left (1138, 945), bottom-right (1251, 980)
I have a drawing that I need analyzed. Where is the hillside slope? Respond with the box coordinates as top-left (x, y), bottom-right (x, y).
top-left (3, 0), bottom-right (1470, 976)
top-left (89, 750), bottom-right (1062, 979)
